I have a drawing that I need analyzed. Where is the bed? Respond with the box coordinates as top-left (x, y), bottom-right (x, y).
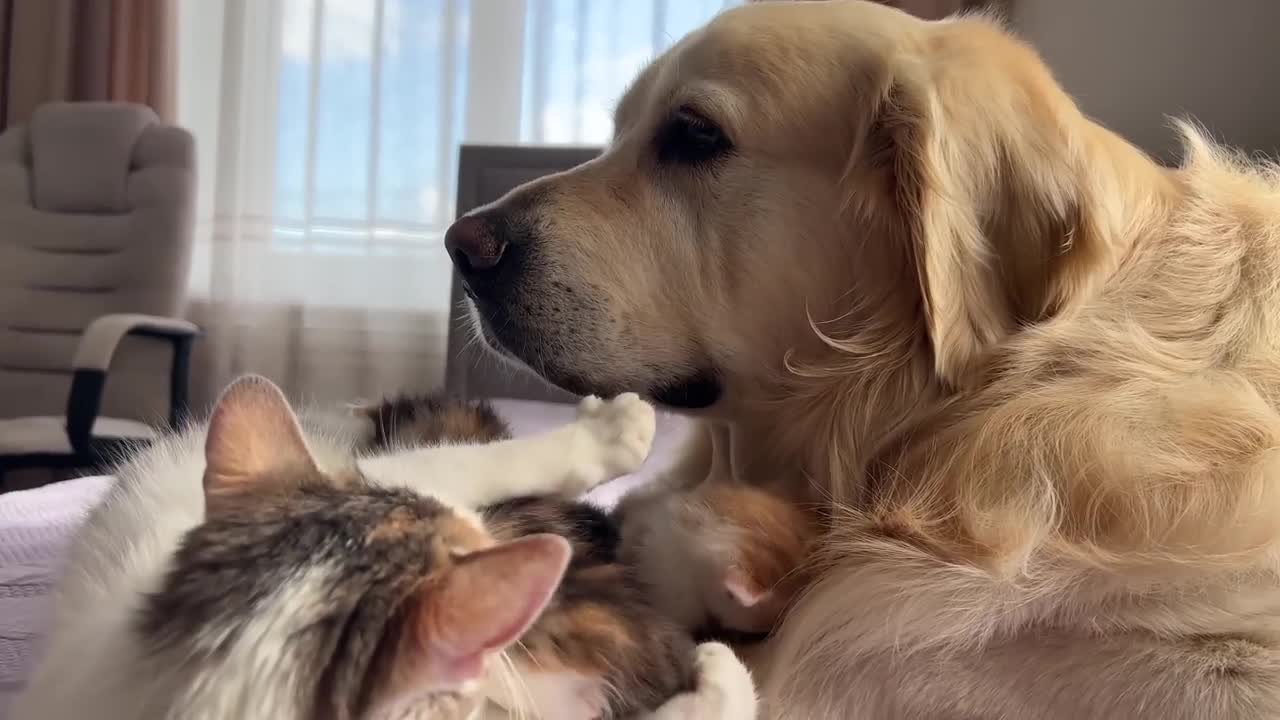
top-left (0, 397), bottom-right (689, 717)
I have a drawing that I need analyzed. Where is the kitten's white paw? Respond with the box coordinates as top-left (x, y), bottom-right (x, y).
top-left (568, 393), bottom-right (657, 491)
top-left (649, 642), bottom-right (758, 720)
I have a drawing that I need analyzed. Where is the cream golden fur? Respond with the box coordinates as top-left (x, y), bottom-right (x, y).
top-left (448, 1), bottom-right (1280, 717)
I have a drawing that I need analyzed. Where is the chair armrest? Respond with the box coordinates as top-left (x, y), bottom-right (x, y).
top-left (65, 314), bottom-right (201, 454)
top-left (71, 313), bottom-right (199, 371)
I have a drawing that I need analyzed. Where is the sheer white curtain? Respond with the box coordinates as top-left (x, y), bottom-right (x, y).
top-left (175, 0), bottom-right (734, 408)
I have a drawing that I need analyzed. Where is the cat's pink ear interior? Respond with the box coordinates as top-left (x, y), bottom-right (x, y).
top-left (420, 534), bottom-right (571, 684)
top-left (203, 375), bottom-right (318, 502)
top-left (724, 564), bottom-right (772, 608)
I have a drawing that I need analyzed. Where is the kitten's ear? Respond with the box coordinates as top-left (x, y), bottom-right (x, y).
top-left (203, 375), bottom-right (318, 501)
top-left (723, 564), bottom-right (772, 609)
top-left (419, 534), bottom-right (571, 685)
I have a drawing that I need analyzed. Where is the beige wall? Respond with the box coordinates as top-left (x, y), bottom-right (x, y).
top-left (1010, 0), bottom-right (1280, 163)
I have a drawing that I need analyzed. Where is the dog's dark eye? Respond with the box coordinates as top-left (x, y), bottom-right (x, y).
top-left (657, 108), bottom-right (732, 165)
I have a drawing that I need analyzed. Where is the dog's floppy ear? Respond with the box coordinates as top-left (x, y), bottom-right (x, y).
top-left (874, 72), bottom-right (1007, 386)
top-left (868, 51), bottom-right (1109, 387)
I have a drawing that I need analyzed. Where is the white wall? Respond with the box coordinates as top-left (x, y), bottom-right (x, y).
top-left (1010, 0), bottom-right (1280, 163)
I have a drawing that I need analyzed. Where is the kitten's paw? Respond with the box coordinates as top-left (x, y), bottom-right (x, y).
top-left (570, 393), bottom-right (657, 488)
top-left (693, 642), bottom-right (754, 688)
top-left (649, 643), bottom-right (757, 720)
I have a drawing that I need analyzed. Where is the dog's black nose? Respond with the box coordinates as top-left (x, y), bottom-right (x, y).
top-left (445, 215), bottom-right (507, 275)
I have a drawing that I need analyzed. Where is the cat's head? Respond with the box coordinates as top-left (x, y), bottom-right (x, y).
top-left (693, 485), bottom-right (814, 637)
top-left (621, 483), bottom-right (814, 640)
top-left (140, 375), bottom-right (570, 719)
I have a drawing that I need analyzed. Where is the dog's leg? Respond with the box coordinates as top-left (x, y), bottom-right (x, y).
top-left (758, 528), bottom-right (1280, 720)
top-left (761, 629), bottom-right (1280, 720)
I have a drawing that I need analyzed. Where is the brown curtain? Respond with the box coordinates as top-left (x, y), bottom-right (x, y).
top-left (0, 0), bottom-right (174, 130)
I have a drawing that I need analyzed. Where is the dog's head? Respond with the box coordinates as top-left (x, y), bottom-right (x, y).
top-left (448, 1), bottom-right (1129, 413)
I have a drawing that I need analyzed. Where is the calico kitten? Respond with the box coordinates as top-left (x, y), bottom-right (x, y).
top-left (617, 481), bottom-right (816, 642)
top-left (14, 376), bottom-right (755, 720)
top-left (359, 394), bottom-right (811, 718)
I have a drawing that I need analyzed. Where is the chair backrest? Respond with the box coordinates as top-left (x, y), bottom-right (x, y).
top-left (445, 145), bottom-right (600, 403)
top-left (0, 102), bottom-right (195, 421)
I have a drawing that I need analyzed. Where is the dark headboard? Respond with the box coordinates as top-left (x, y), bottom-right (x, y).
top-left (445, 145), bottom-right (601, 403)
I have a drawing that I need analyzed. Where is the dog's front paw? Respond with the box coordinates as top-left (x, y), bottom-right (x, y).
top-left (567, 393), bottom-right (656, 491)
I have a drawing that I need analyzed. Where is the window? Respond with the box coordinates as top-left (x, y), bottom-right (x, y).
top-left (178, 0), bottom-right (736, 310)
top-left (268, 0), bottom-right (736, 252)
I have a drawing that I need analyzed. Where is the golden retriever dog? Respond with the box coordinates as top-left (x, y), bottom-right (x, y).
top-left (445, 1), bottom-right (1280, 717)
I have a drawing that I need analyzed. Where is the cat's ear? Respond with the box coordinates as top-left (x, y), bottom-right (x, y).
top-left (203, 375), bottom-right (318, 502)
top-left (723, 564), bottom-right (772, 608)
top-left (417, 534), bottom-right (571, 685)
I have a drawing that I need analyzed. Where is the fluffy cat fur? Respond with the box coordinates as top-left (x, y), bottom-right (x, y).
top-left (13, 376), bottom-right (757, 720)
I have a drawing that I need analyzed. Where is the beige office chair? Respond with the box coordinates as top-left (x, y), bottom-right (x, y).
top-left (0, 102), bottom-right (198, 490)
